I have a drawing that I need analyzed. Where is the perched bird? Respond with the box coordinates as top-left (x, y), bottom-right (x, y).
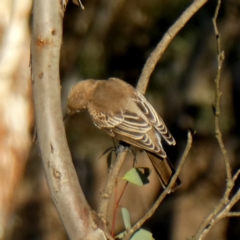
top-left (67, 78), bottom-right (180, 191)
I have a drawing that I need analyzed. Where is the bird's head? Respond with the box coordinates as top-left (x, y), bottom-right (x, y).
top-left (67, 79), bottom-right (97, 115)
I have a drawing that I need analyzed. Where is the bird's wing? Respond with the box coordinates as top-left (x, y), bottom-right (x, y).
top-left (89, 108), bottom-right (123, 136)
top-left (135, 91), bottom-right (176, 146)
top-left (112, 110), bottom-right (167, 157)
top-left (89, 104), bottom-right (167, 157)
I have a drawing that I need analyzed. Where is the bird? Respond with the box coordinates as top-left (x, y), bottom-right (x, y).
top-left (67, 78), bottom-right (180, 191)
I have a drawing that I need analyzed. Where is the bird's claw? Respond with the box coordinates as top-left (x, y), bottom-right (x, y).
top-left (116, 144), bottom-right (129, 154)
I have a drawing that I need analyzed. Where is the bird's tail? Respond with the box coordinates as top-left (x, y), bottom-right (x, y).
top-left (147, 152), bottom-right (181, 192)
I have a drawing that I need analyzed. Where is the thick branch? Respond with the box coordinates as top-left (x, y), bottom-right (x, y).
top-left (31, 1), bottom-right (105, 239)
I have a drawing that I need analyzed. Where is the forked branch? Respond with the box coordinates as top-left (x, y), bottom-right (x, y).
top-left (190, 1), bottom-right (240, 239)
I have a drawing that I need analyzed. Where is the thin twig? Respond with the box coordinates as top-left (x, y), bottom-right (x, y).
top-left (192, 187), bottom-right (233, 240)
top-left (98, 146), bottom-right (128, 221)
top-left (137, 0), bottom-right (209, 94)
top-left (76, 0), bottom-right (85, 9)
top-left (190, 1), bottom-right (240, 239)
top-left (225, 190), bottom-right (240, 211)
top-left (191, 171), bottom-right (240, 240)
top-left (123, 131), bottom-right (193, 240)
top-left (212, 0), bottom-right (232, 183)
top-left (225, 212), bottom-right (240, 218)
top-left (191, 187), bottom-right (240, 240)
top-left (233, 169), bottom-right (240, 182)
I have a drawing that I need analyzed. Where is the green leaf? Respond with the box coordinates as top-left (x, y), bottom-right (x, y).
top-left (130, 229), bottom-right (155, 240)
top-left (122, 168), bottom-right (144, 186)
top-left (115, 231), bottom-right (125, 239)
top-left (121, 207), bottom-right (131, 229)
top-left (122, 168), bottom-right (149, 186)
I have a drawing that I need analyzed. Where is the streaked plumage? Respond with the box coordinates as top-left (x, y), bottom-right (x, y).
top-left (67, 78), bottom-right (180, 191)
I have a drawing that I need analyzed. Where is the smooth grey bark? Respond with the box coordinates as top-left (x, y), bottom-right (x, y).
top-left (31, 0), bottom-right (106, 239)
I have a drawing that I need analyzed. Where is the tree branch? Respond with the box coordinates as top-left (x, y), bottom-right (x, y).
top-left (31, 1), bottom-right (106, 239)
top-left (190, 1), bottom-right (240, 239)
top-left (137, 0), bottom-right (209, 94)
top-left (212, 0), bottom-right (232, 183)
top-left (123, 131), bottom-right (193, 240)
top-left (98, 146), bottom-right (128, 221)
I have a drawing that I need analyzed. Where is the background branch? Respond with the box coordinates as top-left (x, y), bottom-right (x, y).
top-left (190, 1), bottom-right (240, 239)
top-left (212, 0), bottom-right (232, 183)
top-left (0, 1), bottom-right (32, 238)
top-left (137, 0), bottom-right (209, 94)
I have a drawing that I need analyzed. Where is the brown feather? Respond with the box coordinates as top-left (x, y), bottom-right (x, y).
top-left (147, 153), bottom-right (181, 191)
